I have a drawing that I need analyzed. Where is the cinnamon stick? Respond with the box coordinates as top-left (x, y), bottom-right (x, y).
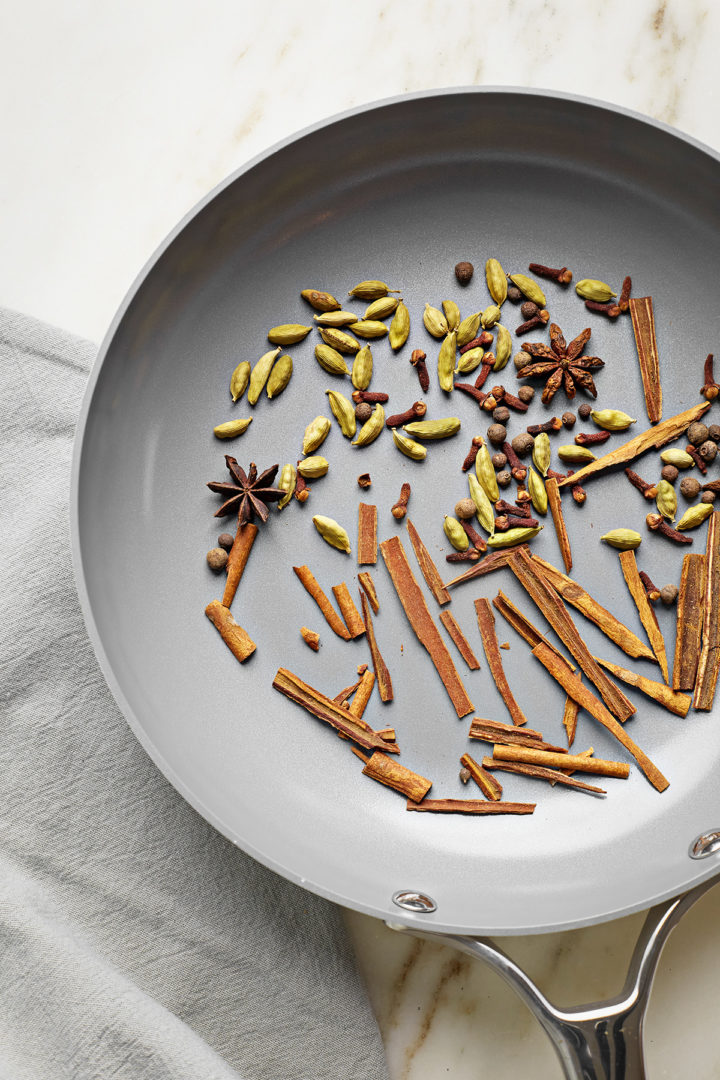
top-left (444, 546), bottom-right (529, 590)
top-left (357, 503), bottom-right (377, 565)
top-left (293, 565), bottom-right (351, 640)
top-left (556, 402), bottom-right (710, 489)
top-left (439, 610), bottom-right (481, 670)
top-left (693, 511), bottom-right (720, 710)
top-left (492, 589), bottom-right (576, 672)
top-left (545, 476), bottom-right (572, 574)
top-left (468, 717), bottom-right (566, 753)
top-left (362, 752), bottom-right (432, 802)
top-left (474, 598), bottom-right (527, 726)
top-left (358, 571), bottom-right (379, 614)
top-left (530, 641), bottom-right (669, 792)
top-left (460, 752), bottom-right (503, 800)
top-left (222, 521), bottom-right (258, 608)
top-left (562, 696), bottom-right (579, 747)
top-left (617, 550), bottom-right (669, 683)
top-left (594, 657), bottom-right (691, 717)
top-left (349, 668), bottom-right (376, 718)
top-left (359, 591), bottom-right (394, 703)
top-left (405, 518), bottom-right (451, 606)
top-left (205, 599), bottom-right (256, 663)
top-left (272, 668), bottom-right (399, 752)
top-left (482, 757), bottom-right (606, 794)
top-left (380, 535), bottom-right (474, 717)
top-left (673, 553), bottom-right (706, 690)
top-left (331, 583), bottom-right (366, 638)
top-left (406, 798), bottom-right (535, 815)
top-left (492, 743), bottom-right (628, 779)
top-left (629, 296), bottom-right (662, 423)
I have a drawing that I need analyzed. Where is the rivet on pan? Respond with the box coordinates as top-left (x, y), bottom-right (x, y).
top-left (392, 890), bottom-right (437, 913)
top-left (689, 829), bottom-right (720, 859)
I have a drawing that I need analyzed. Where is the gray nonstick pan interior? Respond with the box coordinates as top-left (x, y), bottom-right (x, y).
top-left (72, 89), bottom-right (720, 935)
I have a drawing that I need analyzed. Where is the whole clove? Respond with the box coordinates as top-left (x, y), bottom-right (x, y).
top-left (575, 430), bottom-right (611, 447)
top-left (585, 299), bottom-right (620, 318)
top-left (625, 469), bottom-right (657, 499)
top-left (528, 262), bottom-right (573, 284)
top-left (461, 436), bottom-right (483, 472)
top-left (502, 442), bottom-right (528, 482)
top-left (527, 417), bottom-right (562, 436)
top-left (618, 275), bottom-right (632, 313)
top-left (385, 401), bottom-right (426, 428)
top-left (646, 513), bottom-right (693, 544)
top-left (391, 482), bottom-right (411, 520)
top-left (701, 354), bottom-right (719, 402)
top-left (409, 349), bottom-right (430, 393)
top-left (639, 570), bottom-right (661, 604)
top-left (515, 315), bottom-right (545, 336)
top-left (352, 389), bottom-right (389, 404)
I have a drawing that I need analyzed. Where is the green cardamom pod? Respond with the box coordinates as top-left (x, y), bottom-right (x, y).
top-left (247, 347), bottom-right (281, 405)
top-left (475, 442), bottom-right (499, 501)
top-left (676, 503), bottom-right (714, 531)
top-left (444, 515), bottom-right (469, 551)
top-left (301, 288), bottom-right (341, 311)
top-left (485, 258), bottom-right (508, 305)
top-left (347, 280), bottom-right (399, 301)
top-left (352, 403), bottom-right (385, 447)
top-left (480, 304), bottom-right (501, 329)
top-left (660, 448), bottom-right (695, 469)
top-left (468, 473), bottom-right (495, 535)
top-left (314, 343), bottom-right (350, 376)
top-left (508, 274), bottom-right (546, 308)
top-left (590, 409), bottom-right (637, 431)
top-left (527, 467), bottom-right (548, 515)
top-left (557, 444), bottom-right (597, 464)
top-left (487, 525), bottom-right (543, 549)
top-left (319, 327), bottom-right (361, 354)
top-left (351, 345), bottom-right (373, 390)
top-left (437, 331), bottom-right (457, 392)
top-left (313, 310), bottom-right (359, 327)
top-left (655, 478), bottom-right (677, 522)
top-left (442, 300), bottom-right (461, 332)
top-left (456, 312), bottom-right (481, 349)
top-left (312, 515), bottom-right (351, 553)
top-left (388, 301), bottom-right (410, 351)
top-left (213, 417), bottom-right (253, 439)
top-left (575, 279), bottom-right (617, 302)
top-left (532, 432), bottom-right (551, 477)
top-left (423, 303), bottom-right (449, 339)
top-left (297, 456), bottom-right (329, 479)
top-left (266, 354), bottom-right (293, 398)
top-left (277, 463), bottom-right (297, 509)
top-left (392, 428), bottom-right (427, 460)
top-left (302, 415), bottom-right (331, 455)
top-left (348, 320), bottom-right (388, 339)
top-left (601, 529), bottom-right (642, 550)
top-left (493, 325), bottom-right (512, 370)
top-left (403, 417), bottom-right (461, 440)
top-left (325, 389), bottom-right (357, 438)
top-left (456, 346), bottom-right (485, 374)
top-left (229, 360), bottom-right (251, 403)
top-left (267, 323), bottom-right (312, 345)
top-left (364, 296), bottom-right (401, 320)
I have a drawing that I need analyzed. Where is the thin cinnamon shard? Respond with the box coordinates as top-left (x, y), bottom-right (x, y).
top-left (349, 668), bottom-right (376, 718)
top-left (694, 511), bottom-right (720, 710)
top-left (474, 598), bottom-right (527, 726)
top-left (406, 798), bottom-right (535, 815)
top-left (300, 627), bottom-right (320, 651)
top-left (362, 752), bottom-right (432, 803)
top-left (482, 757), bottom-right (606, 795)
top-left (331, 582), bottom-right (366, 638)
top-left (460, 752), bottom-right (503, 800)
top-left (439, 610), bottom-right (481, 670)
top-left (293, 565), bottom-right (351, 640)
top-left (378, 727), bottom-right (397, 742)
top-left (673, 553), bottom-right (706, 690)
top-left (531, 555), bottom-right (656, 663)
top-left (205, 599), bottom-right (256, 663)
top-left (562, 696), bottom-right (579, 747)
top-left (468, 717), bottom-right (567, 753)
top-left (545, 476), bottom-right (572, 574)
top-left (359, 590), bottom-right (394, 702)
top-left (556, 402), bottom-right (710, 489)
top-left (405, 518), bottom-right (451, 605)
top-left (509, 548), bottom-right (636, 721)
top-left (444, 546), bottom-right (529, 590)
top-left (629, 296), bottom-right (662, 423)
top-left (531, 641), bottom-right (669, 792)
top-left (595, 657), bottom-right (691, 717)
top-left (358, 503), bottom-right (378, 565)
top-left (222, 521), bottom-right (258, 608)
top-left (272, 667), bottom-right (399, 752)
top-left (380, 535), bottom-right (474, 717)
top-left (333, 678), bottom-right (362, 704)
top-left (358, 571), bottom-right (379, 614)
top-left (492, 743), bottom-right (628, 779)
top-left (617, 550), bottom-right (669, 683)
top-left (492, 589), bottom-right (576, 672)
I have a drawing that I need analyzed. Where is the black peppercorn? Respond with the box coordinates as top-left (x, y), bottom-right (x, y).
top-left (217, 532), bottom-right (235, 551)
top-left (507, 285), bottom-right (523, 303)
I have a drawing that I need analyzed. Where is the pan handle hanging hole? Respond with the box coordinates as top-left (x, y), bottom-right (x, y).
top-left (392, 890), bottom-right (437, 913)
top-left (689, 829), bottom-right (720, 859)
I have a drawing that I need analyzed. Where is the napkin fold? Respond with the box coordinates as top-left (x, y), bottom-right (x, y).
top-left (0, 309), bottom-right (388, 1080)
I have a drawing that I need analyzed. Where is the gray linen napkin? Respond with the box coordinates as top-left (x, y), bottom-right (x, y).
top-left (0, 308), bottom-right (389, 1080)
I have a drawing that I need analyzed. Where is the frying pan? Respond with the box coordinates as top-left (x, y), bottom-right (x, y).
top-left (71, 89), bottom-right (720, 1077)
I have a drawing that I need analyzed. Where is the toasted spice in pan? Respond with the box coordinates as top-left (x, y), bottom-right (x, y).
top-left (482, 757), bottom-right (606, 794)
top-left (405, 518), bottom-right (451, 606)
top-left (358, 571), bottom-right (379, 614)
top-left (439, 610), bottom-right (481, 670)
top-left (205, 599), bottom-right (256, 663)
top-left (693, 511), bottom-right (720, 710)
top-left (673, 553), bottom-right (706, 690)
top-left (468, 717), bottom-right (567, 753)
top-left (594, 657), bottom-right (690, 717)
top-left (492, 743), bottom-right (628, 779)
top-left (460, 752), bottom-right (503, 800)
top-left (617, 550), bottom-right (669, 683)
top-left (491, 590), bottom-right (576, 673)
top-left (628, 297), bottom-right (662, 423)
top-left (357, 503), bottom-right (378, 565)
top-left (474, 599), bottom-right (528, 727)
top-left (293, 565), bottom-right (351, 640)
top-left (359, 591), bottom-right (394, 703)
top-left (361, 752), bottom-right (432, 802)
top-left (406, 798), bottom-right (535, 815)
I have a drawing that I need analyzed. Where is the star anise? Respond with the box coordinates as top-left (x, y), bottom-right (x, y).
top-left (516, 323), bottom-right (604, 404)
top-left (207, 458), bottom-right (282, 525)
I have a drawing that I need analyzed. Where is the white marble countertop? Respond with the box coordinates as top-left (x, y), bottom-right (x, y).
top-left (6, 1), bottom-right (720, 1076)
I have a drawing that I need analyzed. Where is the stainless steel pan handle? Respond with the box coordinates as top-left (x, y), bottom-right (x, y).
top-left (389, 877), bottom-right (716, 1080)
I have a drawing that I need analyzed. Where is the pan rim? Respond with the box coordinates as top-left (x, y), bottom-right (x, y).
top-left (70, 85), bottom-right (720, 936)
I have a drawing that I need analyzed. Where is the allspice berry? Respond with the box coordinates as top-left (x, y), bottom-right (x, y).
top-left (511, 432), bottom-right (535, 457)
top-left (661, 465), bottom-right (679, 482)
top-left (507, 285), bottom-right (523, 303)
top-left (493, 406), bottom-right (510, 424)
top-left (660, 584), bottom-right (679, 605)
top-left (206, 547), bottom-right (228, 571)
top-left (217, 532), bottom-right (235, 551)
top-left (354, 401), bottom-right (373, 423)
top-left (578, 403), bottom-right (593, 419)
top-left (496, 469), bottom-right (512, 487)
top-left (680, 477), bottom-right (701, 499)
top-left (487, 423), bottom-right (507, 446)
top-left (561, 411), bottom-right (576, 428)
top-left (514, 351), bottom-right (530, 370)
top-left (491, 452), bottom-right (507, 468)
top-left (688, 422), bottom-right (710, 446)
top-left (455, 497), bottom-right (476, 520)
top-left (454, 261), bottom-right (474, 285)
top-left (520, 301), bottom-right (539, 319)
top-left (701, 490), bottom-right (716, 504)
top-left (708, 424), bottom-right (720, 443)
top-left (699, 439), bottom-right (717, 462)
top-left (517, 385), bottom-right (535, 404)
